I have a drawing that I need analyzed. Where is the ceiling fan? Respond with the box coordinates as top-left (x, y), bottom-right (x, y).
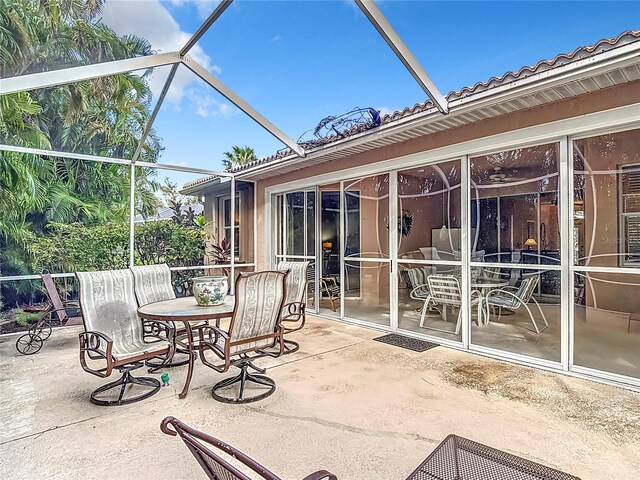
top-left (488, 166), bottom-right (528, 184)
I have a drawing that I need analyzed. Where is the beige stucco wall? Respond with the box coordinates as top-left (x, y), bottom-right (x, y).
top-left (253, 80), bottom-right (640, 270)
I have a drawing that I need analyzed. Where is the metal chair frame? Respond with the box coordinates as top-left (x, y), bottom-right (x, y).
top-left (485, 276), bottom-right (549, 334)
top-left (161, 416), bottom-right (337, 480)
top-left (420, 274), bottom-right (481, 335)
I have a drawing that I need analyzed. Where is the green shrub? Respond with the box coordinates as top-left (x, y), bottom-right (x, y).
top-left (15, 311), bottom-right (42, 326)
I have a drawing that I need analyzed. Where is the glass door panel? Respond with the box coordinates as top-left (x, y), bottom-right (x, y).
top-left (274, 190), bottom-right (317, 311)
top-left (319, 185), bottom-right (341, 317)
top-left (470, 143), bottom-right (561, 362)
top-left (572, 129), bottom-right (640, 380)
top-left (397, 160), bottom-right (462, 341)
top-left (342, 175), bottom-right (391, 327)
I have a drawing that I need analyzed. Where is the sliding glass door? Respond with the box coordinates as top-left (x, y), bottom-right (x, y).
top-left (396, 159), bottom-right (463, 342)
top-left (469, 143), bottom-right (562, 363)
top-left (274, 189), bottom-right (317, 311)
top-left (342, 174), bottom-right (391, 328)
top-left (572, 128), bottom-right (640, 380)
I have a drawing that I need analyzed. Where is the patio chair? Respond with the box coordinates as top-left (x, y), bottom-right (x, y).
top-left (402, 265), bottom-right (435, 314)
top-left (485, 275), bottom-right (549, 334)
top-left (15, 272), bottom-right (83, 355)
top-left (194, 270), bottom-right (288, 403)
top-left (76, 269), bottom-right (175, 406)
top-left (276, 260), bottom-right (310, 354)
top-left (131, 263), bottom-right (193, 368)
top-left (161, 416), bottom-right (338, 480)
top-left (308, 266), bottom-right (340, 312)
top-left (420, 274), bottom-right (480, 334)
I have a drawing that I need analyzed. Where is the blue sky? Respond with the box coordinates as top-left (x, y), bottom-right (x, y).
top-left (101, 0), bottom-right (639, 186)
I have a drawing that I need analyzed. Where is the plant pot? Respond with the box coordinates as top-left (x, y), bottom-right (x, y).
top-left (193, 276), bottom-right (228, 306)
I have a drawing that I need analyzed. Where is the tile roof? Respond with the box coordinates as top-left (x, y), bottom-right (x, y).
top-left (184, 29), bottom-right (640, 189)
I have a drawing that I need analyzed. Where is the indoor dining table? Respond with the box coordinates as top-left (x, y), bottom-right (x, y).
top-left (137, 295), bottom-right (235, 399)
top-left (471, 278), bottom-right (509, 327)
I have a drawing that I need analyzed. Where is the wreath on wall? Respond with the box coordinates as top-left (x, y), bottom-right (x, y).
top-left (399, 210), bottom-right (414, 237)
top-left (386, 210), bottom-right (414, 237)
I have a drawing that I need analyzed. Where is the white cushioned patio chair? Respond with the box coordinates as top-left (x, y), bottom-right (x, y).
top-left (76, 269), bottom-right (175, 406)
top-left (485, 275), bottom-right (548, 334)
top-left (420, 274), bottom-right (481, 335)
top-left (131, 263), bottom-right (195, 368)
top-left (401, 265), bottom-right (435, 314)
top-left (194, 270), bottom-right (288, 403)
top-left (276, 260), bottom-right (310, 354)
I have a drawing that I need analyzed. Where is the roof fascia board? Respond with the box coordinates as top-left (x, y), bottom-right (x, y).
top-left (355, 0), bottom-right (448, 114)
top-left (235, 43), bottom-right (640, 178)
top-left (180, 0), bottom-right (233, 56)
top-left (0, 52), bottom-right (181, 94)
top-left (181, 56), bottom-right (306, 157)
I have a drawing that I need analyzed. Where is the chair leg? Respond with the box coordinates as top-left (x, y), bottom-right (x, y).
top-left (212, 360), bottom-right (276, 404)
top-left (90, 365), bottom-right (160, 406)
top-left (521, 303), bottom-right (541, 334)
top-left (530, 297), bottom-right (549, 330)
top-left (419, 296), bottom-right (432, 328)
top-left (455, 308), bottom-right (463, 335)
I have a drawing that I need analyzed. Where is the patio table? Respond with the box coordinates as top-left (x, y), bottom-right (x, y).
top-left (406, 434), bottom-right (581, 480)
top-left (471, 278), bottom-right (508, 327)
top-left (137, 295), bottom-right (235, 399)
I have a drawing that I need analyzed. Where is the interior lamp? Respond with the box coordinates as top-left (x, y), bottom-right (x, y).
top-left (322, 241), bottom-right (333, 250)
top-left (524, 238), bottom-right (538, 250)
top-left (439, 189), bottom-right (448, 241)
top-left (439, 224), bottom-right (448, 241)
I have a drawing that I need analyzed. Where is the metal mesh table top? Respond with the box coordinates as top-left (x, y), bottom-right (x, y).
top-left (406, 435), bottom-right (581, 480)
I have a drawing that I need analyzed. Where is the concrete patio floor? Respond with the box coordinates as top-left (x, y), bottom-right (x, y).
top-left (1, 316), bottom-right (639, 480)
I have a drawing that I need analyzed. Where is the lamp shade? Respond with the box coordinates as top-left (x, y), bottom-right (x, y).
top-left (322, 241), bottom-right (333, 249)
top-left (439, 225), bottom-right (448, 241)
top-left (524, 238), bottom-right (538, 247)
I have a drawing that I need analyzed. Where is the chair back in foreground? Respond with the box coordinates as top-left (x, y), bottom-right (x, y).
top-left (161, 416), bottom-right (338, 480)
top-left (130, 263), bottom-right (176, 306)
top-left (228, 270), bottom-right (288, 355)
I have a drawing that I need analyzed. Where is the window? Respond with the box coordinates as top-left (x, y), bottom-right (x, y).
top-left (220, 195), bottom-right (240, 259)
top-left (621, 165), bottom-right (640, 266)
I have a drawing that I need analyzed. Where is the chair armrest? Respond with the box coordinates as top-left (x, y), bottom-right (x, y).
top-left (409, 284), bottom-right (430, 300)
top-left (79, 331), bottom-right (114, 378)
top-left (282, 301), bottom-right (305, 322)
top-left (142, 318), bottom-right (176, 344)
top-left (486, 288), bottom-right (521, 307)
top-left (321, 276), bottom-right (339, 286)
top-left (302, 471), bottom-right (338, 480)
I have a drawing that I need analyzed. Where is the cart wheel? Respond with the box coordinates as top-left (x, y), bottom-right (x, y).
top-left (29, 320), bottom-right (52, 340)
top-left (16, 334), bottom-right (43, 355)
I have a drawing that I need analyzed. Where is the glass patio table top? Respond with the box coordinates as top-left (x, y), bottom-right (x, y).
top-left (137, 295), bottom-right (235, 322)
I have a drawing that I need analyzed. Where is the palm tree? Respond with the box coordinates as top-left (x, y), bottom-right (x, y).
top-left (222, 146), bottom-right (257, 171)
